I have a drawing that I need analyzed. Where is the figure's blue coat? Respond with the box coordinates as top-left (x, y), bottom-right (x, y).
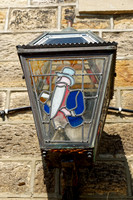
top-left (44, 90), bottom-right (84, 127)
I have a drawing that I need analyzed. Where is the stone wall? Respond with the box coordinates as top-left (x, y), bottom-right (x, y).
top-left (0, 0), bottom-right (133, 199)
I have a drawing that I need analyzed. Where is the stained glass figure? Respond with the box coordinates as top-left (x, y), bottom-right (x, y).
top-left (39, 67), bottom-right (85, 130)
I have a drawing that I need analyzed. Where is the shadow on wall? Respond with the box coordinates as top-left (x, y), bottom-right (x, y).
top-left (41, 130), bottom-right (133, 200)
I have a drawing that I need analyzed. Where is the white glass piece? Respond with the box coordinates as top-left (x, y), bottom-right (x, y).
top-left (41, 92), bottom-right (49, 99)
top-left (50, 85), bottom-right (66, 119)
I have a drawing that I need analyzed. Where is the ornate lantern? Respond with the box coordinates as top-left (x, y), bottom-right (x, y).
top-left (17, 27), bottom-right (117, 162)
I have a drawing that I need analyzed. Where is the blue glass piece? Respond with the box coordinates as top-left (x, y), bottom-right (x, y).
top-left (66, 90), bottom-right (79, 110)
top-left (74, 91), bottom-right (84, 115)
top-left (44, 104), bottom-right (50, 114)
top-left (67, 116), bottom-right (83, 127)
top-left (44, 37), bottom-right (87, 45)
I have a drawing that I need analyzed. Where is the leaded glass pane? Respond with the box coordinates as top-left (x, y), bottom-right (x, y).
top-left (26, 57), bottom-right (106, 143)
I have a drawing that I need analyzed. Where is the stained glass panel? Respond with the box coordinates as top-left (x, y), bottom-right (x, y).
top-left (26, 57), bottom-right (106, 143)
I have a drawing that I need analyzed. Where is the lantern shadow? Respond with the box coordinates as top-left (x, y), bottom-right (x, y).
top-left (41, 130), bottom-right (132, 200)
top-left (108, 110), bottom-right (133, 119)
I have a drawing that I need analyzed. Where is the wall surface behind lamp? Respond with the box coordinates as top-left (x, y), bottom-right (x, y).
top-left (0, 0), bottom-right (133, 199)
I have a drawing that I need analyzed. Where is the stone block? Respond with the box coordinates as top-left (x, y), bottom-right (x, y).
top-left (109, 90), bottom-right (117, 107)
top-left (0, 91), bottom-right (6, 122)
top-left (1, 199), bottom-right (55, 200)
top-left (106, 91), bottom-right (118, 121)
top-left (121, 90), bottom-right (133, 110)
top-left (8, 91), bottom-right (33, 121)
top-left (103, 123), bottom-right (133, 156)
top-left (0, 9), bottom-right (7, 30)
top-left (0, 124), bottom-right (40, 157)
top-left (106, 111), bottom-right (121, 122)
top-left (0, 91), bottom-right (6, 110)
top-left (79, 0), bottom-right (133, 14)
top-left (102, 32), bottom-right (133, 57)
top-left (0, 61), bottom-right (26, 87)
top-left (34, 161), bottom-right (55, 193)
top-left (31, 0), bottom-right (76, 5)
top-left (61, 0), bottom-right (76, 2)
top-left (73, 16), bottom-right (110, 30)
top-left (78, 161), bottom-right (127, 195)
top-left (115, 60), bottom-right (133, 87)
top-left (62, 7), bottom-right (110, 30)
top-left (61, 6), bottom-right (76, 29)
top-left (31, 0), bottom-right (57, 4)
top-left (0, 33), bottom-right (40, 61)
top-left (1, 199), bottom-right (53, 200)
top-left (114, 14), bottom-right (133, 29)
top-left (8, 110), bottom-right (34, 121)
top-left (62, 7), bottom-right (110, 29)
top-left (0, 161), bottom-right (31, 194)
top-left (9, 8), bottom-right (58, 31)
top-left (0, 0), bottom-right (27, 7)
top-left (10, 91), bottom-right (29, 108)
top-left (127, 159), bottom-right (133, 189)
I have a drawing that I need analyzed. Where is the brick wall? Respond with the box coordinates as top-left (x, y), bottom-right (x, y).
top-left (0, 0), bottom-right (133, 199)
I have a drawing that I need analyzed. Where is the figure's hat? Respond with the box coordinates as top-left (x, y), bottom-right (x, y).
top-left (56, 67), bottom-right (75, 86)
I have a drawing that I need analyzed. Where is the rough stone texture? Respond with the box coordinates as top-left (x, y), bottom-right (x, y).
top-left (103, 123), bottom-right (133, 156)
top-left (61, 6), bottom-right (76, 28)
top-left (127, 159), bottom-right (133, 192)
top-left (121, 90), bottom-right (133, 110)
top-left (61, 7), bottom-right (111, 29)
top-left (0, 9), bottom-right (7, 30)
top-left (114, 14), bottom-right (133, 29)
top-left (0, 91), bottom-right (6, 122)
top-left (115, 60), bottom-right (133, 87)
top-left (102, 32), bottom-right (133, 57)
top-left (1, 199), bottom-right (55, 200)
top-left (60, 0), bottom-right (76, 2)
top-left (0, 33), bottom-right (40, 61)
top-left (9, 8), bottom-right (58, 31)
top-left (0, 161), bottom-right (31, 193)
top-left (106, 91), bottom-right (118, 121)
top-left (34, 161), bottom-right (55, 193)
top-left (73, 16), bottom-right (110, 29)
top-left (10, 91), bottom-right (30, 108)
top-left (8, 111), bottom-right (33, 121)
top-left (106, 111), bottom-right (120, 122)
top-left (31, 0), bottom-right (76, 4)
top-left (0, 0), bottom-right (27, 7)
top-left (31, 0), bottom-right (57, 4)
top-left (79, 161), bottom-right (127, 195)
top-left (0, 62), bottom-right (26, 87)
top-left (0, 91), bottom-right (6, 110)
top-left (9, 91), bottom-right (33, 121)
top-left (98, 130), bottom-right (124, 155)
top-left (1, 199), bottom-right (53, 200)
top-left (109, 90), bottom-right (117, 107)
top-left (0, 124), bottom-right (40, 157)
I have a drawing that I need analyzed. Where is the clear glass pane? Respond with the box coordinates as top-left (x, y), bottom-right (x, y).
top-left (65, 124), bottom-right (82, 141)
top-left (52, 60), bottom-right (82, 75)
top-left (33, 76), bottom-right (51, 96)
top-left (83, 74), bottom-right (100, 96)
top-left (29, 60), bottom-right (51, 75)
top-left (83, 123), bottom-right (90, 141)
top-left (84, 58), bottom-right (105, 73)
top-left (83, 98), bottom-right (96, 120)
top-left (71, 75), bottom-right (82, 90)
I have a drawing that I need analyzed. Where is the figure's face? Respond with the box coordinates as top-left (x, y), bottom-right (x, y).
top-left (56, 76), bottom-right (71, 86)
